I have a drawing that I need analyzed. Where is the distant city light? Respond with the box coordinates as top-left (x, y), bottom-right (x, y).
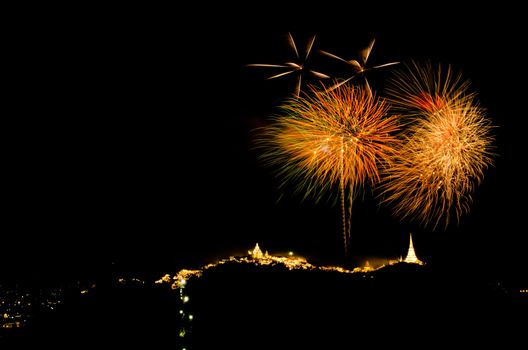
top-left (189, 314), bottom-right (194, 321)
top-left (288, 251), bottom-right (294, 256)
top-left (183, 296), bottom-right (190, 303)
top-left (1, 285), bottom-right (67, 330)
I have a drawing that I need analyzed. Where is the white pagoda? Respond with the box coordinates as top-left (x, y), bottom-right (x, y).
top-left (403, 233), bottom-right (424, 265)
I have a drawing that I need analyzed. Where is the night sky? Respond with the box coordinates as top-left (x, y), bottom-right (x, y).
top-left (4, 5), bottom-right (527, 284)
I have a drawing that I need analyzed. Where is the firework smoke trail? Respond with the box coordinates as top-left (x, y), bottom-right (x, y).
top-left (258, 84), bottom-right (401, 255)
top-left (380, 62), bottom-right (495, 229)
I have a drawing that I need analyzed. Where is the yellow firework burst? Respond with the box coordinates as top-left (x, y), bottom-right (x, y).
top-left (380, 63), bottom-right (495, 229)
top-left (258, 84), bottom-right (401, 255)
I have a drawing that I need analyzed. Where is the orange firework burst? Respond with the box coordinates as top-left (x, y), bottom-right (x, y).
top-left (258, 84), bottom-right (401, 255)
top-left (385, 61), bottom-right (473, 116)
top-left (380, 63), bottom-right (495, 229)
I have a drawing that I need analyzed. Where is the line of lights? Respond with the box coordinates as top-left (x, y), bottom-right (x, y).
top-left (156, 243), bottom-right (409, 291)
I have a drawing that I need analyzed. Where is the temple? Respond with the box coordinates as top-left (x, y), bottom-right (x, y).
top-left (403, 233), bottom-right (424, 265)
top-left (249, 243), bottom-right (267, 259)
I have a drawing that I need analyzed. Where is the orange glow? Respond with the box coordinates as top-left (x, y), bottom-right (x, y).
top-left (410, 92), bottom-right (445, 113)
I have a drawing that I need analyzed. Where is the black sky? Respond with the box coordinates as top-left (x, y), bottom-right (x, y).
top-left (4, 5), bottom-right (527, 282)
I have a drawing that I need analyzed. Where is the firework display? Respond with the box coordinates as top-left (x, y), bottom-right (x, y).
top-left (248, 35), bottom-right (494, 255)
top-left (320, 38), bottom-right (399, 93)
top-left (258, 85), bottom-right (400, 254)
top-left (247, 32), bottom-right (329, 97)
top-left (380, 63), bottom-right (494, 229)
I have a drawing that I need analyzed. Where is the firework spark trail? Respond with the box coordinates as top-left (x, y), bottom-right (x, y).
top-left (320, 38), bottom-right (399, 93)
top-left (385, 61), bottom-right (473, 116)
top-left (258, 84), bottom-right (401, 255)
top-left (247, 33), bottom-right (329, 97)
top-left (380, 63), bottom-right (494, 229)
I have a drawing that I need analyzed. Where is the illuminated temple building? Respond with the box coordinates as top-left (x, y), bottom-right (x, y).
top-left (249, 243), bottom-right (264, 259)
top-left (403, 233), bottom-right (424, 265)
